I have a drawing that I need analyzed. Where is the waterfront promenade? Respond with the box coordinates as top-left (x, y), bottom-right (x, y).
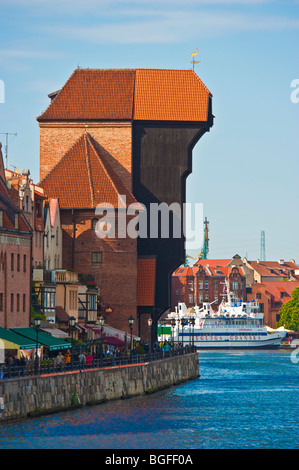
top-left (0, 347), bottom-right (199, 422)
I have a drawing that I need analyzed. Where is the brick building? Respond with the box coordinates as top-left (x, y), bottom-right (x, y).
top-left (243, 258), bottom-right (299, 284)
top-left (172, 256), bottom-right (246, 309)
top-left (248, 281), bottom-right (299, 329)
top-left (5, 168), bottom-right (45, 268)
top-left (0, 145), bottom-right (32, 328)
top-left (37, 68), bottom-right (213, 338)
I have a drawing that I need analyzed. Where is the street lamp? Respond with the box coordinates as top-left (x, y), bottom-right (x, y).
top-left (181, 318), bottom-right (185, 348)
top-left (129, 315), bottom-right (134, 361)
top-left (176, 317), bottom-right (180, 347)
top-left (147, 317), bottom-right (153, 354)
top-left (189, 317), bottom-right (195, 348)
top-left (99, 315), bottom-right (105, 367)
top-left (34, 316), bottom-right (41, 374)
top-left (69, 316), bottom-right (76, 369)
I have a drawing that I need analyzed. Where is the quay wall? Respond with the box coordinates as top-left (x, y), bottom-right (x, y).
top-left (0, 353), bottom-right (199, 422)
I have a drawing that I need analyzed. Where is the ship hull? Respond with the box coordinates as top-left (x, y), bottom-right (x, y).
top-left (177, 332), bottom-right (285, 349)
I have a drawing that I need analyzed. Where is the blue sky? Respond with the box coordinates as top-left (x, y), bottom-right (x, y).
top-left (0, 0), bottom-right (298, 263)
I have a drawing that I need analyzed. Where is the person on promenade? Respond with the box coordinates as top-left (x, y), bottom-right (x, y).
top-left (78, 351), bottom-right (86, 369)
top-left (56, 351), bottom-right (64, 371)
top-left (86, 352), bottom-right (93, 368)
top-left (65, 350), bottom-right (71, 369)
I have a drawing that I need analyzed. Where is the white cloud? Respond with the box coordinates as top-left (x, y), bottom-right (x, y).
top-left (37, 10), bottom-right (299, 44)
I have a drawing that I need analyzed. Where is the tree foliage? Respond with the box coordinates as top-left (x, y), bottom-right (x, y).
top-left (277, 287), bottom-right (299, 331)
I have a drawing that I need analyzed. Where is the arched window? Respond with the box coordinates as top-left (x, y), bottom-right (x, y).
top-left (92, 218), bottom-right (98, 231)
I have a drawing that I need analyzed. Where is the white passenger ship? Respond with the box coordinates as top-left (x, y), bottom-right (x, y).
top-left (163, 280), bottom-right (287, 349)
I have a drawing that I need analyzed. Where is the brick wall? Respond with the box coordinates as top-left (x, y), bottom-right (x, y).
top-left (60, 209), bottom-right (138, 334)
top-left (39, 122), bottom-right (132, 191)
top-left (0, 236), bottom-right (31, 328)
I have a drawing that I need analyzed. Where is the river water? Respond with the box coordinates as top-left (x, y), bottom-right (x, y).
top-left (0, 350), bottom-right (298, 449)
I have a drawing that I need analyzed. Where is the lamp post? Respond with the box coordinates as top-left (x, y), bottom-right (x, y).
top-left (34, 316), bottom-right (41, 374)
top-left (189, 317), bottom-right (195, 348)
top-left (181, 318), bottom-right (185, 348)
top-left (129, 315), bottom-right (134, 362)
top-left (98, 315), bottom-right (105, 367)
top-left (69, 316), bottom-right (75, 369)
top-left (176, 317), bottom-right (180, 348)
top-left (147, 317), bottom-right (152, 355)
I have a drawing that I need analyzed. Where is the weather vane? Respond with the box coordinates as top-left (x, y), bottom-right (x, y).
top-left (190, 48), bottom-right (200, 70)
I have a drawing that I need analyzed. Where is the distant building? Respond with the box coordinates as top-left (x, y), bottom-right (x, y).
top-left (43, 198), bottom-right (63, 270)
top-left (0, 144), bottom-right (32, 328)
top-left (172, 255), bottom-right (246, 309)
top-left (243, 258), bottom-right (299, 284)
top-left (5, 167), bottom-right (45, 268)
top-left (248, 281), bottom-right (299, 328)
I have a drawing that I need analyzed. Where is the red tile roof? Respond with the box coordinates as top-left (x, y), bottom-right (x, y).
top-left (255, 281), bottom-right (299, 304)
top-left (173, 259), bottom-right (245, 278)
top-left (248, 260), bottom-right (298, 278)
top-left (37, 69), bottom-right (136, 122)
top-left (137, 256), bottom-right (156, 306)
top-left (39, 132), bottom-right (136, 209)
top-left (37, 68), bottom-right (212, 123)
top-left (134, 69), bottom-right (211, 122)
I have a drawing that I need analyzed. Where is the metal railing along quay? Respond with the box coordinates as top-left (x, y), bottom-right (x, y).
top-left (0, 346), bottom-right (197, 380)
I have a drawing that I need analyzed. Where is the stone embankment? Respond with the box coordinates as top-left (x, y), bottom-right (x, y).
top-left (0, 352), bottom-right (199, 422)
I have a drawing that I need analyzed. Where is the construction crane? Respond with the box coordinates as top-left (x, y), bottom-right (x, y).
top-left (198, 217), bottom-right (209, 259)
top-left (184, 254), bottom-right (197, 267)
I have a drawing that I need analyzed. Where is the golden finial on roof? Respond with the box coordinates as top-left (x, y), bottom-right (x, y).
top-left (190, 48), bottom-right (200, 70)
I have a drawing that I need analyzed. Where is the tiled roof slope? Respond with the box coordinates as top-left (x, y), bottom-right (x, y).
top-left (134, 69), bottom-right (211, 122)
top-left (39, 132), bottom-right (136, 209)
top-left (37, 68), bottom-right (211, 122)
top-left (248, 260), bottom-right (299, 277)
top-left (37, 69), bottom-right (136, 121)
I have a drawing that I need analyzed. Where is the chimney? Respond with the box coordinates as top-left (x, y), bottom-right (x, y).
top-left (278, 259), bottom-right (284, 265)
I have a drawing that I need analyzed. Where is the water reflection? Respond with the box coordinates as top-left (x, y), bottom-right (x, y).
top-left (0, 351), bottom-right (298, 449)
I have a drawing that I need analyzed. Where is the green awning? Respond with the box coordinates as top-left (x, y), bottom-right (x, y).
top-left (0, 327), bottom-right (37, 350)
top-left (11, 328), bottom-right (70, 351)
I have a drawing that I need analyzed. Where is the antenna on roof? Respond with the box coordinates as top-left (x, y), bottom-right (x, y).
top-left (0, 132), bottom-right (17, 168)
top-left (190, 48), bottom-right (200, 71)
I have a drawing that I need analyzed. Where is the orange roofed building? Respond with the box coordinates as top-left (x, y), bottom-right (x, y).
top-left (248, 280), bottom-right (299, 329)
top-left (0, 144), bottom-right (32, 328)
top-left (172, 255), bottom-right (246, 310)
top-left (37, 68), bottom-right (213, 338)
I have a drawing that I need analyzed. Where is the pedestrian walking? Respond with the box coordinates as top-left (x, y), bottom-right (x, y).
top-left (56, 351), bottom-right (64, 371)
top-left (78, 351), bottom-right (86, 369)
top-left (86, 352), bottom-right (93, 368)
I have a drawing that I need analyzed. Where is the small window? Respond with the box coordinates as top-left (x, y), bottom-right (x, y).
top-left (92, 252), bottom-right (102, 264)
top-left (92, 218), bottom-right (98, 231)
top-left (23, 294), bottom-right (26, 312)
top-left (17, 253), bottom-right (20, 272)
top-left (0, 211), bottom-right (3, 227)
top-left (11, 253), bottom-right (14, 271)
top-left (23, 254), bottom-right (27, 273)
top-left (0, 293), bottom-right (3, 312)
